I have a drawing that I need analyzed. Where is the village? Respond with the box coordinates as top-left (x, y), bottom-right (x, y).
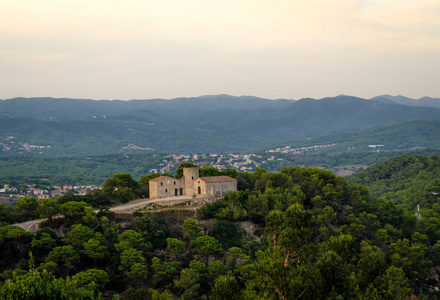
top-left (0, 184), bottom-right (99, 204)
top-left (0, 135), bottom-right (52, 154)
top-left (267, 143), bottom-right (337, 154)
top-left (150, 143), bottom-right (342, 174)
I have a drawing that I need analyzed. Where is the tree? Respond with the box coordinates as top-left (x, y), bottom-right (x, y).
top-left (45, 245), bottom-right (80, 276)
top-left (32, 232), bottom-right (56, 251)
top-left (151, 257), bottom-right (180, 286)
top-left (83, 189), bottom-right (112, 207)
top-left (101, 215), bottom-right (119, 239)
top-left (266, 203), bottom-right (311, 266)
top-left (175, 162), bottom-right (197, 179)
top-left (207, 260), bottom-right (225, 282)
top-left (130, 213), bottom-right (169, 248)
top-left (0, 225), bottom-right (34, 268)
top-left (183, 218), bottom-right (201, 250)
top-left (82, 233), bottom-right (109, 265)
top-left (65, 224), bottom-right (95, 250)
top-left (197, 200), bottom-right (228, 220)
top-left (115, 229), bottom-right (152, 253)
top-left (123, 286), bottom-right (148, 300)
top-left (37, 198), bottom-right (58, 219)
top-left (103, 173), bottom-right (139, 203)
top-left (15, 196), bottom-right (39, 220)
top-left (166, 238), bottom-right (186, 259)
top-left (216, 191), bottom-right (247, 221)
top-left (148, 288), bottom-right (173, 300)
top-left (210, 220), bottom-right (246, 249)
top-left (254, 246), bottom-right (317, 300)
top-left (251, 203), bottom-right (315, 300)
top-left (199, 166), bottom-right (222, 177)
top-left (225, 247), bottom-right (251, 272)
top-left (114, 187), bottom-right (137, 203)
top-left (82, 205), bottom-right (98, 227)
top-left (384, 266), bottom-right (412, 300)
top-left (316, 250), bottom-right (347, 297)
top-left (356, 241), bottom-right (386, 289)
top-left (0, 204), bottom-right (16, 225)
top-left (266, 210), bottom-right (285, 247)
top-left (194, 236), bottom-right (224, 263)
top-left (73, 269), bottom-right (110, 291)
top-left (174, 268), bottom-right (200, 299)
top-left (0, 269), bottom-right (98, 300)
top-left (59, 201), bottom-right (88, 223)
top-left (211, 274), bottom-right (241, 300)
top-left (119, 248), bottom-right (149, 281)
top-left (55, 191), bottom-right (81, 205)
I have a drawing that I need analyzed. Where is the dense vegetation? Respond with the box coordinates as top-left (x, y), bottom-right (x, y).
top-left (0, 153), bottom-right (165, 186)
top-left (1, 160), bottom-right (439, 299)
top-left (347, 155), bottom-right (440, 210)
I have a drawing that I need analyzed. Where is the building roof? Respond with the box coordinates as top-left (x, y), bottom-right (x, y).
top-left (199, 176), bottom-right (237, 183)
top-left (149, 176), bottom-right (173, 182)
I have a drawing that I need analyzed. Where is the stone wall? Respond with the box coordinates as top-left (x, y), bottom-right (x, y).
top-left (150, 177), bottom-right (185, 199)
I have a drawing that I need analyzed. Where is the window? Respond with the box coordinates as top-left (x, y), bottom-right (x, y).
top-left (198, 186), bottom-right (201, 194)
top-left (165, 189), bottom-right (168, 193)
top-left (160, 182), bottom-right (163, 186)
top-left (192, 176), bottom-right (194, 180)
top-left (174, 181), bottom-right (176, 185)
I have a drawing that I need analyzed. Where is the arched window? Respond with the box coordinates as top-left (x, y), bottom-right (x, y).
top-left (198, 186), bottom-right (201, 194)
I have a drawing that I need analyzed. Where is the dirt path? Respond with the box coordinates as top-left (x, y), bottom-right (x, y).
top-left (13, 196), bottom-right (212, 232)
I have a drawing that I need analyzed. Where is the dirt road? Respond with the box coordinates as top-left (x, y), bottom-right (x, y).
top-left (13, 196), bottom-right (213, 232)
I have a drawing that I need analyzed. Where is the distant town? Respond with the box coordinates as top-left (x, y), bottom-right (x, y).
top-left (0, 184), bottom-right (99, 205)
top-left (153, 143), bottom-right (339, 173)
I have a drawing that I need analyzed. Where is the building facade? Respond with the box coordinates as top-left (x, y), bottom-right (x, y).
top-left (149, 167), bottom-right (237, 199)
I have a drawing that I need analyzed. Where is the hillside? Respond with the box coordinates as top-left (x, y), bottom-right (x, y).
top-left (1, 95), bottom-right (440, 156)
top-left (273, 119), bottom-right (440, 154)
top-left (347, 154), bottom-right (440, 210)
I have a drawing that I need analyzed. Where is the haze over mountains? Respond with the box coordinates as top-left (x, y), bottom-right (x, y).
top-left (1, 95), bottom-right (439, 156)
top-left (372, 95), bottom-right (440, 108)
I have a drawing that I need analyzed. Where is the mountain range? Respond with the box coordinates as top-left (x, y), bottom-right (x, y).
top-left (1, 94), bottom-right (439, 156)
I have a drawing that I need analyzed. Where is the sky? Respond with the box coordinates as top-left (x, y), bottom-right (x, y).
top-left (1, 0), bottom-right (439, 100)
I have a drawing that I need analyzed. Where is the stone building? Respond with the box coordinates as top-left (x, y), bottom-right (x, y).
top-left (149, 167), bottom-right (237, 199)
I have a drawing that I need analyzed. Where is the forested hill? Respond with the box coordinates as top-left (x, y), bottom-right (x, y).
top-left (1, 163), bottom-right (440, 298)
top-left (1, 95), bottom-right (440, 156)
top-left (275, 119), bottom-right (440, 154)
top-left (347, 154), bottom-right (440, 210)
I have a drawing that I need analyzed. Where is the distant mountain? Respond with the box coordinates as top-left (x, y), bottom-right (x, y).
top-left (371, 95), bottom-right (440, 108)
top-left (1, 95), bottom-right (439, 156)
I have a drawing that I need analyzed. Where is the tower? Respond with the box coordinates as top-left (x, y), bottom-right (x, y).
top-left (183, 167), bottom-right (199, 197)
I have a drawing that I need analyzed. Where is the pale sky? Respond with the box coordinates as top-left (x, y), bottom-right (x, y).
top-left (1, 0), bottom-right (439, 100)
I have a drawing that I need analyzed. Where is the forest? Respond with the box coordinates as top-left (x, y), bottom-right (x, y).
top-left (0, 157), bottom-right (439, 299)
